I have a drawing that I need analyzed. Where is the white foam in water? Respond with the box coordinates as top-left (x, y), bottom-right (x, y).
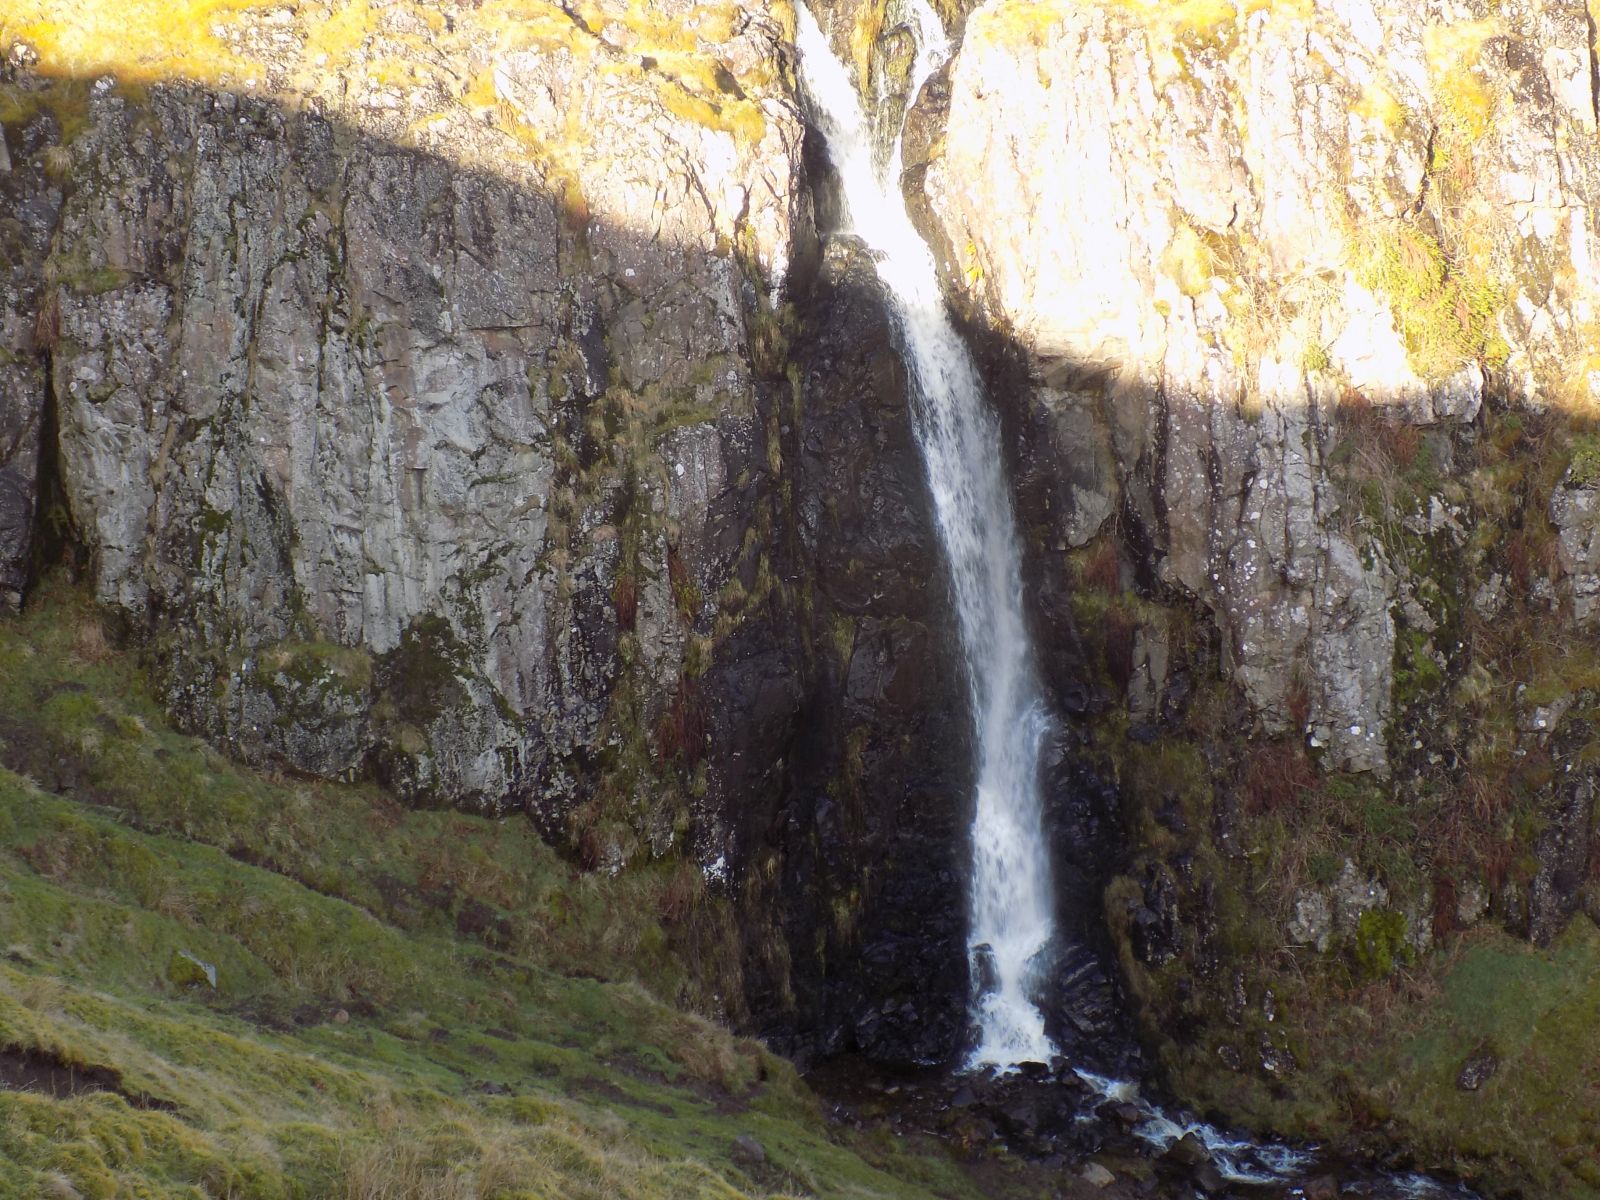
top-left (795, 2), bottom-right (1057, 1069)
top-left (1074, 1069), bottom-right (1313, 1185)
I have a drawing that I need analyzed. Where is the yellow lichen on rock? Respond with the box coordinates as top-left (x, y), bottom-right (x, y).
top-left (1161, 222), bottom-right (1216, 299)
top-left (0, 0), bottom-right (276, 86)
top-left (1, 0), bottom-right (778, 157)
top-left (1352, 80), bottom-right (1405, 130)
top-left (974, 0), bottom-right (1311, 57)
top-left (1423, 18), bottom-right (1501, 140)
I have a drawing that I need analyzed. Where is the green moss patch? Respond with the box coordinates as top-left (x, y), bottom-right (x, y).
top-left (1354, 223), bottom-right (1502, 382)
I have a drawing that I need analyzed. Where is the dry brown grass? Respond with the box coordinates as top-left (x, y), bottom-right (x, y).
top-left (653, 680), bottom-right (707, 767)
top-left (32, 291), bottom-right (60, 352)
top-left (39, 1174), bottom-right (83, 1200)
top-left (340, 1140), bottom-right (482, 1200)
top-left (1334, 387), bottom-right (1422, 470)
top-left (614, 572), bottom-right (639, 632)
top-left (1239, 740), bottom-right (1318, 816)
top-left (1101, 606), bottom-right (1137, 694)
top-left (1078, 536), bottom-right (1121, 595)
top-left (658, 860), bottom-right (703, 924)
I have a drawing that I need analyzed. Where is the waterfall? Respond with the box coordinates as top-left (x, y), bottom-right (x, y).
top-left (796, 2), bottom-right (1057, 1069)
top-left (789, 16), bottom-right (1484, 1196)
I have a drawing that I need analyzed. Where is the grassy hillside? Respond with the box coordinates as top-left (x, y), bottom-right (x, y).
top-left (0, 579), bottom-right (1024, 1200)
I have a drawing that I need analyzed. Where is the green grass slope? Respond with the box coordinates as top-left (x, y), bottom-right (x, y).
top-left (0, 579), bottom-right (1021, 1200)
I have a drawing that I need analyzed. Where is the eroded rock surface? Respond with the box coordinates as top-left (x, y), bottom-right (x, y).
top-left (5, 4), bottom-right (807, 823)
top-left (916, 0), bottom-right (1600, 776)
top-left (0, 0), bottom-right (998, 1072)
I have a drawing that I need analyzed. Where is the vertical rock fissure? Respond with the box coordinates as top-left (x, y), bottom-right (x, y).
top-left (796, 2), bottom-right (1057, 1068)
top-left (26, 348), bottom-right (81, 591)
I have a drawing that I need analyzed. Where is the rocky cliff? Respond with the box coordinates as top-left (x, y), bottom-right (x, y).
top-left (0, 0), bottom-right (1005, 1072)
top-left (914, 0), bottom-right (1600, 772)
top-left (895, 0), bottom-right (1600, 1188)
top-left (6, 1), bottom-right (806, 829)
top-left (10, 0), bottom-right (1600, 1192)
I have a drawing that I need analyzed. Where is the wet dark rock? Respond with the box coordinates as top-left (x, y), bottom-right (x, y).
top-left (996, 1092), bottom-right (1047, 1138)
top-left (747, 232), bottom-right (970, 1067)
top-left (1156, 798), bottom-right (1188, 834)
top-left (1193, 1160), bottom-right (1227, 1194)
top-left (1126, 865), bottom-right (1182, 967)
top-left (1526, 748), bottom-right (1595, 946)
top-left (1102, 1101), bottom-right (1144, 1128)
top-left (1038, 744), bottom-right (1137, 1069)
top-left (1165, 1132), bottom-right (1211, 1169)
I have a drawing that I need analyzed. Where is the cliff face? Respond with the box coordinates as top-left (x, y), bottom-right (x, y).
top-left (916, 0), bottom-right (1600, 776)
top-left (15, 5), bottom-right (806, 828)
top-left (11, 0), bottom-right (1600, 1187)
top-left (0, 0), bottom-right (997, 1069)
top-left (904, 0), bottom-right (1600, 1185)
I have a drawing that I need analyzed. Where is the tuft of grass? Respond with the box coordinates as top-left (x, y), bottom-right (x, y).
top-left (1567, 433), bottom-right (1600, 486)
top-left (1161, 221), bottom-right (1214, 298)
top-left (1352, 223), bottom-right (1502, 382)
top-left (1424, 18), bottom-right (1501, 142)
top-left (1351, 80), bottom-right (1405, 129)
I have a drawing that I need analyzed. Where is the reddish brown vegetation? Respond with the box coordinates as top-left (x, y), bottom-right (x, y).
top-left (1240, 740), bottom-right (1318, 815)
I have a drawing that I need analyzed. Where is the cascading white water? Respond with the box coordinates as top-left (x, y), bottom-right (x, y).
top-left (796, 1), bottom-right (1057, 1069)
top-left (791, 16), bottom-right (1486, 1195)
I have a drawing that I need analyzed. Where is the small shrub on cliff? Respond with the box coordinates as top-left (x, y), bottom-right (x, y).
top-left (1077, 536), bottom-right (1121, 594)
top-left (1334, 388), bottom-right (1419, 468)
top-left (1567, 434), bottom-right (1600, 487)
top-left (1351, 908), bottom-right (1411, 981)
top-left (1353, 222), bottom-right (1502, 382)
top-left (614, 571), bottom-right (639, 631)
top-left (1240, 741), bottom-right (1317, 815)
top-left (653, 679), bottom-right (707, 766)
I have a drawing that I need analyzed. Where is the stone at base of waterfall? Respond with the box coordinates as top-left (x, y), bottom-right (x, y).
top-left (1079, 1161), bottom-right (1115, 1189)
top-left (1099, 1100), bottom-right (1143, 1128)
top-left (1164, 1132), bottom-right (1210, 1168)
top-left (1162, 1133), bottom-right (1226, 1195)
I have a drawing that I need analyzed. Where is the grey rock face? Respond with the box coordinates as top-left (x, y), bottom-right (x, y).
top-left (1551, 463), bottom-right (1600, 624)
top-left (7, 5), bottom-right (808, 822)
top-left (1293, 860), bottom-right (1388, 946)
top-left (916, 0), bottom-right (1600, 775)
top-left (0, 96), bottom-right (62, 610)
